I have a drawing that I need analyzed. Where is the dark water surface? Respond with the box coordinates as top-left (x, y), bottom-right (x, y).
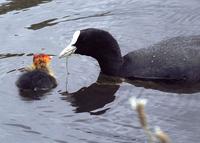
top-left (0, 0), bottom-right (200, 142)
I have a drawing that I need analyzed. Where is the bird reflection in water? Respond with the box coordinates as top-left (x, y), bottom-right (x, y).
top-left (0, 0), bottom-right (52, 15)
top-left (19, 89), bottom-right (51, 100)
top-left (60, 74), bottom-right (122, 115)
top-left (60, 72), bottom-right (200, 115)
top-left (126, 77), bottom-right (200, 94)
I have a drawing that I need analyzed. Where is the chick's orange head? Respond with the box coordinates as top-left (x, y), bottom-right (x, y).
top-left (33, 54), bottom-right (52, 66)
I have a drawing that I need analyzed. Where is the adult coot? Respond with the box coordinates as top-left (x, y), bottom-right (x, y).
top-left (16, 54), bottom-right (57, 91)
top-left (59, 28), bottom-right (200, 83)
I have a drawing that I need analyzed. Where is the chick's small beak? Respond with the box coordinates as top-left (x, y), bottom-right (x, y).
top-left (49, 56), bottom-right (53, 60)
top-left (59, 44), bottom-right (77, 58)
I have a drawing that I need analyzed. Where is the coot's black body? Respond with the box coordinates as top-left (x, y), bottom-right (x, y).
top-left (60, 28), bottom-right (200, 83)
top-left (122, 36), bottom-right (200, 82)
top-left (16, 70), bottom-right (57, 91)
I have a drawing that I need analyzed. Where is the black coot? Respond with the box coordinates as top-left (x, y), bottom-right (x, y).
top-left (59, 28), bottom-right (200, 83)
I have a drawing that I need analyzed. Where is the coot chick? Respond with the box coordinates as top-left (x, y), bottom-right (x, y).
top-left (59, 28), bottom-right (200, 83)
top-left (16, 54), bottom-right (57, 91)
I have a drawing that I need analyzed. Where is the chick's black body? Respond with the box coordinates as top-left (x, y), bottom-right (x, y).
top-left (16, 70), bottom-right (57, 91)
top-left (73, 28), bottom-right (200, 83)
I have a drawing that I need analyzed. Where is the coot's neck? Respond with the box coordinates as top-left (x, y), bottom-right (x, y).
top-left (93, 46), bottom-right (123, 76)
top-left (77, 29), bottom-right (125, 76)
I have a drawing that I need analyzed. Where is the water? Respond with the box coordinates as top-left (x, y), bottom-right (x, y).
top-left (0, 0), bottom-right (200, 142)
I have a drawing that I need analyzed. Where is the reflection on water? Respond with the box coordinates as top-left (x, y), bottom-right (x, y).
top-left (60, 74), bottom-right (200, 114)
top-left (60, 71), bottom-right (200, 114)
top-left (27, 18), bottom-right (58, 30)
top-left (61, 83), bottom-right (118, 115)
top-left (0, 0), bottom-right (52, 15)
top-left (127, 79), bottom-right (200, 94)
top-left (4, 123), bottom-right (31, 130)
top-left (27, 12), bottom-right (112, 30)
top-left (0, 53), bottom-right (55, 60)
top-left (0, 53), bottom-right (25, 59)
top-left (60, 74), bottom-right (121, 114)
top-left (18, 89), bottom-right (52, 100)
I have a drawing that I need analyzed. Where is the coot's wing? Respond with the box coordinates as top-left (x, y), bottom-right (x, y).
top-left (122, 36), bottom-right (200, 82)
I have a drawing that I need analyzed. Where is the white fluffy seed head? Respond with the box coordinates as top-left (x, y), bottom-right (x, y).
top-left (129, 97), bottom-right (148, 109)
top-left (154, 126), bottom-right (162, 134)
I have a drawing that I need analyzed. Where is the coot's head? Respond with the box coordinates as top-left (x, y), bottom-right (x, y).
top-left (59, 28), bottom-right (123, 75)
top-left (59, 28), bottom-right (121, 59)
top-left (33, 54), bottom-right (52, 70)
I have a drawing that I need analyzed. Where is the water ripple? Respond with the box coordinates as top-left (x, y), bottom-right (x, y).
top-left (4, 123), bottom-right (31, 130)
top-left (27, 11), bottom-right (112, 30)
top-left (0, 0), bottom-right (53, 15)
